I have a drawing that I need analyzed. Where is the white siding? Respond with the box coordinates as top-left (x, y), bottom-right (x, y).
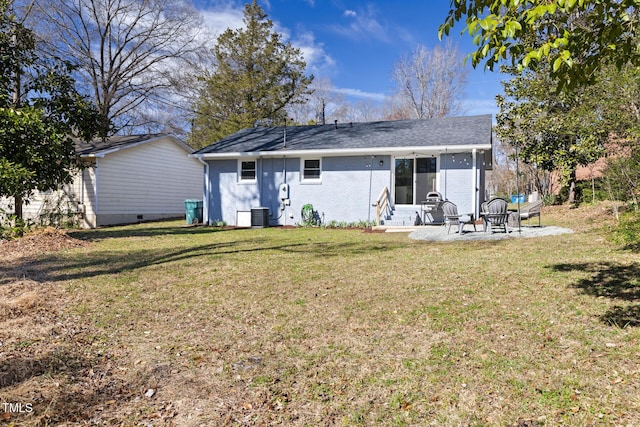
top-left (0, 161), bottom-right (97, 227)
top-left (0, 138), bottom-right (202, 228)
top-left (78, 164), bottom-right (97, 228)
top-left (95, 137), bottom-right (202, 225)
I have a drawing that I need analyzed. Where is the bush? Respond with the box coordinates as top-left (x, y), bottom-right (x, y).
top-left (609, 209), bottom-right (640, 250)
top-left (0, 212), bottom-right (30, 239)
top-left (320, 219), bottom-right (375, 229)
top-left (542, 193), bottom-right (559, 206)
top-left (575, 179), bottom-right (609, 205)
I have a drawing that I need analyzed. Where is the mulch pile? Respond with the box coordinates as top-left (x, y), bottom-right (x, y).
top-left (0, 227), bottom-right (87, 262)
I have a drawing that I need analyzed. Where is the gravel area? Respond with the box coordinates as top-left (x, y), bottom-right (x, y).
top-left (408, 224), bottom-right (574, 241)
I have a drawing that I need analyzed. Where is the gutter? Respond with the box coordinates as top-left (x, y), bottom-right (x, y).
top-left (191, 144), bottom-right (493, 160)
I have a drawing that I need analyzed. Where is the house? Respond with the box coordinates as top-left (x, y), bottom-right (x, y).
top-left (0, 134), bottom-right (203, 228)
top-left (191, 115), bottom-right (493, 227)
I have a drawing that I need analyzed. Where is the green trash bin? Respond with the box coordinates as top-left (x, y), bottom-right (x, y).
top-left (184, 199), bottom-right (203, 224)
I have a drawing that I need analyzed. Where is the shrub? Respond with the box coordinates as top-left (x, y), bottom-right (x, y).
top-left (574, 179), bottom-right (609, 205)
top-left (609, 209), bottom-right (640, 250)
top-left (0, 212), bottom-right (31, 239)
top-left (320, 219), bottom-right (376, 229)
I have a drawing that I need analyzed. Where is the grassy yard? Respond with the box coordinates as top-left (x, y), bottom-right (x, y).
top-left (1, 204), bottom-right (639, 426)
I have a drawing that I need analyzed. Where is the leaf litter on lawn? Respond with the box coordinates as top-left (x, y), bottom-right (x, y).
top-left (1, 204), bottom-right (639, 426)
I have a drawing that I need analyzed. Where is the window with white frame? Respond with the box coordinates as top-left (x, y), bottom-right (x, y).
top-left (302, 158), bottom-right (321, 181)
top-left (239, 160), bottom-right (256, 182)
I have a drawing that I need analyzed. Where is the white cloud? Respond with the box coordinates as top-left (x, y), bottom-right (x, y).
top-left (202, 8), bottom-right (244, 36)
top-left (331, 5), bottom-right (390, 43)
top-left (293, 28), bottom-right (336, 76)
top-left (199, 3), bottom-right (245, 37)
top-left (333, 87), bottom-right (386, 102)
top-left (198, 2), bottom-right (336, 77)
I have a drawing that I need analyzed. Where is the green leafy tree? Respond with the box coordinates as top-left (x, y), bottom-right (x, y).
top-left (496, 63), bottom-right (607, 203)
top-left (439, 0), bottom-right (640, 91)
top-left (189, 0), bottom-right (313, 148)
top-left (0, 0), bottom-right (100, 219)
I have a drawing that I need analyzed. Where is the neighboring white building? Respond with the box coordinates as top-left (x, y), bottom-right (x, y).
top-left (0, 134), bottom-right (203, 228)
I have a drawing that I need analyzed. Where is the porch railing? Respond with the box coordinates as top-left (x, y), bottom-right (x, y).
top-left (374, 186), bottom-right (390, 226)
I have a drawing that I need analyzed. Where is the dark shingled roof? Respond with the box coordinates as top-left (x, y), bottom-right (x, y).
top-left (75, 134), bottom-right (192, 156)
top-left (193, 115), bottom-right (492, 155)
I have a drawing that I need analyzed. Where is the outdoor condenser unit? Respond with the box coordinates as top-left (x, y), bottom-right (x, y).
top-left (250, 207), bottom-right (269, 228)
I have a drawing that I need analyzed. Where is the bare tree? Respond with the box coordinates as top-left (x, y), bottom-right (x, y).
top-left (342, 99), bottom-right (383, 123)
top-left (29, 0), bottom-right (209, 136)
top-left (288, 76), bottom-right (349, 125)
top-left (390, 42), bottom-right (468, 120)
top-left (488, 136), bottom-right (558, 200)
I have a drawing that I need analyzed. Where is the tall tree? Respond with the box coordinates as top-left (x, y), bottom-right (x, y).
top-left (29, 0), bottom-right (207, 136)
top-left (190, 0), bottom-right (313, 148)
top-left (439, 0), bottom-right (640, 91)
top-left (0, 0), bottom-right (100, 219)
top-left (389, 42), bottom-right (467, 120)
top-left (496, 64), bottom-right (607, 203)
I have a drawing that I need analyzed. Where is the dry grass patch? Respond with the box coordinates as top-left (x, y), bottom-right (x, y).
top-left (1, 205), bottom-right (639, 426)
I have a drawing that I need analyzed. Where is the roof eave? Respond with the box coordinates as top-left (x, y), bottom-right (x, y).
top-left (79, 134), bottom-right (193, 158)
top-left (192, 144), bottom-right (493, 160)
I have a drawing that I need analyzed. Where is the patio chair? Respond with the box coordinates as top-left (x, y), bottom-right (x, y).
top-left (442, 201), bottom-right (476, 234)
top-left (481, 198), bottom-right (510, 233)
top-left (519, 200), bottom-right (543, 226)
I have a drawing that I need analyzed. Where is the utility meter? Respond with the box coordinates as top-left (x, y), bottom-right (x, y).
top-left (279, 183), bottom-right (289, 200)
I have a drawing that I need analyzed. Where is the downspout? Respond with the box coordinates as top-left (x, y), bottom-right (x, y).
top-left (282, 123), bottom-right (287, 225)
top-left (444, 148), bottom-right (448, 200)
top-left (472, 148), bottom-right (478, 218)
top-left (282, 156), bottom-right (287, 226)
top-left (196, 157), bottom-right (209, 225)
top-left (94, 158), bottom-right (99, 227)
top-left (367, 156), bottom-right (374, 224)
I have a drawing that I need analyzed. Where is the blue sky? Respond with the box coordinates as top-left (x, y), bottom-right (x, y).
top-left (196, 1), bottom-right (504, 118)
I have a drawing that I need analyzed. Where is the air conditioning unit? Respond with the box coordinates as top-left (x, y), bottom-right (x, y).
top-left (250, 207), bottom-right (269, 228)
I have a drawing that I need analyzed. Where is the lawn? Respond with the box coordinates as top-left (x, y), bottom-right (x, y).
top-left (1, 203), bottom-right (639, 426)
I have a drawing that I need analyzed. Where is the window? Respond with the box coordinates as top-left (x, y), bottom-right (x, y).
top-left (302, 158), bottom-right (321, 181)
top-left (239, 160), bottom-right (256, 182)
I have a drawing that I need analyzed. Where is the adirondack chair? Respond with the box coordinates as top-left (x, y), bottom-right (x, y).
top-left (519, 200), bottom-right (543, 226)
top-left (442, 201), bottom-right (476, 234)
top-left (481, 198), bottom-right (509, 233)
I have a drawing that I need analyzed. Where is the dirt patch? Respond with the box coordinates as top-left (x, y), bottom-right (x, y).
top-left (0, 228), bottom-right (99, 426)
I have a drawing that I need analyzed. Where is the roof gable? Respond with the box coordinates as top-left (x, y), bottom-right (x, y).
top-left (76, 134), bottom-right (194, 157)
top-left (193, 115), bottom-right (492, 156)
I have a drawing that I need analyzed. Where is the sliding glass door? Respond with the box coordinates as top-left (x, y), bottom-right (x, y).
top-left (394, 157), bottom-right (437, 204)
